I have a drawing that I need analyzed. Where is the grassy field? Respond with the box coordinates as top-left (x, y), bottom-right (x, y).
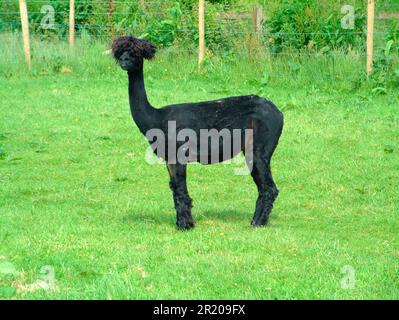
top-left (0, 38), bottom-right (398, 299)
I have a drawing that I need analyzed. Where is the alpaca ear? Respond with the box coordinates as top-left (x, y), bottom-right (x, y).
top-left (141, 39), bottom-right (156, 60)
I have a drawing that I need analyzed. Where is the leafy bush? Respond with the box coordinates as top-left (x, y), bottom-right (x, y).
top-left (143, 2), bottom-right (184, 47)
top-left (372, 22), bottom-right (399, 92)
top-left (264, 0), bottom-right (366, 53)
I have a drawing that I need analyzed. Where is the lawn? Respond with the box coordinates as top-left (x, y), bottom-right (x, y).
top-left (0, 47), bottom-right (398, 299)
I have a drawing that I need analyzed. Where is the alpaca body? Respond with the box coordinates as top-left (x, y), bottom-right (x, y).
top-left (159, 94), bottom-right (281, 133)
top-left (152, 95), bottom-right (283, 165)
top-left (113, 36), bottom-right (284, 229)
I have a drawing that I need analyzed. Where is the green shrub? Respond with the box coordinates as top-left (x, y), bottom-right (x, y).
top-left (372, 39), bottom-right (399, 91)
top-left (264, 0), bottom-right (366, 53)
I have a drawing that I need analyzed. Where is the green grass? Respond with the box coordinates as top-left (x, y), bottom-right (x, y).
top-left (0, 36), bottom-right (398, 299)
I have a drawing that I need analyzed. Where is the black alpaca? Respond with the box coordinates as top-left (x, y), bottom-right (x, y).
top-left (112, 36), bottom-right (284, 230)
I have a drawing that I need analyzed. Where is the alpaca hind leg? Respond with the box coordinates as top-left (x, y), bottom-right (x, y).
top-left (248, 155), bottom-right (276, 227)
top-left (246, 117), bottom-right (281, 227)
top-left (167, 163), bottom-right (195, 230)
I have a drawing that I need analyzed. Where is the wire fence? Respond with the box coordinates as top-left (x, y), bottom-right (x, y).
top-left (0, 2), bottom-right (396, 40)
top-left (0, 0), bottom-right (398, 74)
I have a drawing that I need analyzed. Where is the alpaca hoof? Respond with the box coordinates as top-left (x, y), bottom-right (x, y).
top-left (176, 218), bottom-right (195, 230)
top-left (251, 216), bottom-right (269, 227)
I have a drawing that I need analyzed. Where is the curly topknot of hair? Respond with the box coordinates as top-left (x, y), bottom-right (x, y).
top-left (112, 36), bottom-right (156, 60)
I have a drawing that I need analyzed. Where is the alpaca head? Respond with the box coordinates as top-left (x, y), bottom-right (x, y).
top-left (112, 36), bottom-right (156, 71)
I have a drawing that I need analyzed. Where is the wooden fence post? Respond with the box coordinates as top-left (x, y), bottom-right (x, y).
top-left (69, 0), bottom-right (75, 47)
top-left (18, 0), bottom-right (31, 69)
top-left (366, 0), bottom-right (375, 76)
top-left (253, 5), bottom-right (263, 42)
top-left (198, 0), bottom-right (205, 67)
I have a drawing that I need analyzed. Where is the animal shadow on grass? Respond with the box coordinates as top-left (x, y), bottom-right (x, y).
top-left (122, 208), bottom-right (277, 228)
top-left (122, 211), bottom-right (175, 227)
top-left (197, 208), bottom-right (250, 223)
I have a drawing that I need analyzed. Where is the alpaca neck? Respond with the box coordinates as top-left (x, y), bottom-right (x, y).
top-left (128, 67), bottom-right (157, 134)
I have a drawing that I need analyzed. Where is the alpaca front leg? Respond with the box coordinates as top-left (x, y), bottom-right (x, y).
top-left (167, 163), bottom-right (195, 230)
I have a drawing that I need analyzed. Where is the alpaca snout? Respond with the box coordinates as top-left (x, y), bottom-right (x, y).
top-left (120, 63), bottom-right (130, 70)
